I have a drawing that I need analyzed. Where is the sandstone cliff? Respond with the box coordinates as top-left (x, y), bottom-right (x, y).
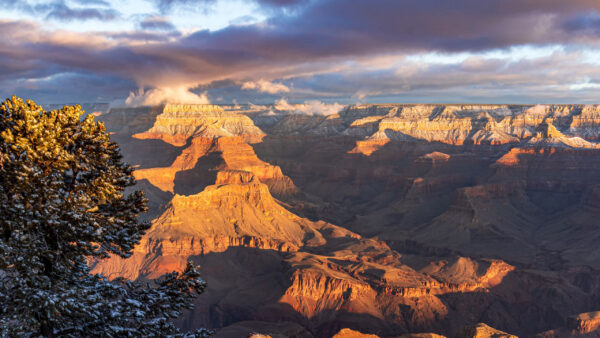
top-left (93, 103), bottom-right (600, 337)
top-left (568, 312), bottom-right (600, 334)
top-left (256, 104), bottom-right (600, 155)
top-left (455, 323), bottom-right (517, 338)
top-left (133, 104), bottom-right (265, 146)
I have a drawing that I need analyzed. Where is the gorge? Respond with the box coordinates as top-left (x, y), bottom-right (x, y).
top-left (90, 103), bottom-right (600, 337)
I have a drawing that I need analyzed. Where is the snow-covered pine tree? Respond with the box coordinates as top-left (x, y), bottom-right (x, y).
top-left (0, 96), bottom-right (211, 337)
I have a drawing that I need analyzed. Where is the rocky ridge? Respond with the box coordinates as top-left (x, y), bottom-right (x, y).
top-left (91, 103), bottom-right (600, 337)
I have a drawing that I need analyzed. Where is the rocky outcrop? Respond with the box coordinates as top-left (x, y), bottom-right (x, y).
top-left (536, 310), bottom-right (600, 337)
top-left (92, 172), bottom-right (321, 279)
top-left (456, 323), bottom-right (517, 338)
top-left (527, 122), bottom-right (599, 149)
top-left (134, 136), bottom-right (297, 197)
top-left (332, 328), bottom-right (379, 338)
top-left (258, 104), bottom-right (600, 156)
top-left (415, 152), bottom-right (451, 167)
top-left (133, 104), bottom-right (265, 146)
top-left (567, 312), bottom-right (600, 334)
top-left (100, 104), bottom-right (299, 198)
top-left (94, 103), bottom-right (600, 337)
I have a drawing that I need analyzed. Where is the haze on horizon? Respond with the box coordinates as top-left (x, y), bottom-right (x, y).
top-left (2, 0), bottom-right (600, 106)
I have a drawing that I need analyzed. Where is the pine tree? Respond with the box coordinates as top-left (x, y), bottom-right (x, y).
top-left (0, 96), bottom-right (210, 337)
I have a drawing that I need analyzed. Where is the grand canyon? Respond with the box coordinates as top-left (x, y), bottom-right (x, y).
top-left (88, 103), bottom-right (600, 337)
top-left (5, 1), bottom-right (600, 336)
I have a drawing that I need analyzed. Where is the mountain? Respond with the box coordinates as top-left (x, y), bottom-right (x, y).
top-left (91, 103), bottom-right (600, 337)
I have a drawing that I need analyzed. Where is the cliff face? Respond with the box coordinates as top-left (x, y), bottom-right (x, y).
top-left (456, 323), bottom-right (517, 338)
top-left (260, 104), bottom-right (600, 155)
top-left (567, 312), bottom-right (600, 334)
top-left (133, 104), bottom-right (265, 146)
top-left (133, 136), bottom-right (297, 197)
top-left (92, 170), bottom-right (320, 280)
top-left (93, 103), bottom-right (600, 337)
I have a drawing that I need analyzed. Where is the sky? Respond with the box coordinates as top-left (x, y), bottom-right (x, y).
top-left (2, 0), bottom-right (600, 106)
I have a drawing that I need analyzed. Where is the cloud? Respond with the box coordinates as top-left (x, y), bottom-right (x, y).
top-left (44, 5), bottom-right (119, 22)
top-left (119, 86), bottom-right (210, 107)
top-left (229, 15), bottom-right (258, 26)
top-left (241, 79), bottom-right (290, 94)
top-left (3, 71), bottom-right (136, 104)
top-left (151, 0), bottom-right (216, 13)
top-left (152, 0), bottom-right (308, 13)
top-left (288, 48), bottom-right (600, 103)
top-left (274, 98), bottom-right (344, 115)
top-left (3, 1), bottom-right (600, 103)
top-left (139, 15), bottom-right (176, 31)
top-left (19, 0), bottom-right (121, 22)
top-left (563, 12), bottom-right (600, 34)
top-left (0, 0), bottom-right (120, 21)
top-left (73, 0), bottom-right (111, 6)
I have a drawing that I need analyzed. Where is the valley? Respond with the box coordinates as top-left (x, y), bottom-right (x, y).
top-left (91, 103), bottom-right (600, 337)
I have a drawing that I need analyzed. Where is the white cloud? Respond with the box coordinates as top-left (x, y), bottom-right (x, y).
top-left (117, 86), bottom-right (210, 107)
top-left (241, 79), bottom-right (290, 94)
top-left (569, 78), bottom-right (600, 91)
top-left (274, 98), bottom-right (344, 116)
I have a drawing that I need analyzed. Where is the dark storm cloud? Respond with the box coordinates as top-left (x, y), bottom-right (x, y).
top-left (564, 12), bottom-right (600, 35)
top-left (3, 0), bottom-right (600, 103)
top-left (156, 0), bottom-right (600, 76)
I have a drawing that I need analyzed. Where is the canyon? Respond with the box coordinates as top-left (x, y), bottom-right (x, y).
top-left (90, 103), bottom-right (600, 337)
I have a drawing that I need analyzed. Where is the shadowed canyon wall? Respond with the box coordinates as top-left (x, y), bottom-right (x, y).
top-left (91, 103), bottom-right (600, 337)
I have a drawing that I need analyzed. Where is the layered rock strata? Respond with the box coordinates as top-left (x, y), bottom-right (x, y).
top-left (92, 103), bottom-right (600, 337)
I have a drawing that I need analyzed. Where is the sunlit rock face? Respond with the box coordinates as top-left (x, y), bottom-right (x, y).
top-left (133, 104), bottom-right (265, 146)
top-left (568, 312), bottom-right (600, 334)
top-left (456, 323), bottom-right (517, 338)
top-left (91, 103), bottom-right (600, 337)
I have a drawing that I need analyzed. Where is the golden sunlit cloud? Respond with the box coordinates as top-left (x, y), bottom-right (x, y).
top-left (122, 86), bottom-right (210, 107)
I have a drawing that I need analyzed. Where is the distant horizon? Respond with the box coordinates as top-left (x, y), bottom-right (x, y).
top-left (36, 100), bottom-right (600, 107)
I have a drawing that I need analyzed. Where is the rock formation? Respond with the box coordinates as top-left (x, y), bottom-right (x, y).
top-left (455, 323), bottom-right (517, 338)
top-left (92, 103), bottom-right (600, 337)
top-left (133, 104), bottom-right (265, 146)
top-left (332, 328), bottom-right (380, 338)
top-left (568, 312), bottom-right (600, 334)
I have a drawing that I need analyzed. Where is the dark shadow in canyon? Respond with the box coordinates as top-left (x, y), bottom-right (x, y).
top-left (439, 268), bottom-right (600, 336)
top-left (173, 151), bottom-right (224, 195)
top-left (114, 136), bottom-right (185, 169)
top-left (251, 132), bottom-right (600, 269)
top-left (171, 245), bottom-right (600, 337)
top-left (251, 132), bottom-right (510, 227)
top-left (174, 246), bottom-right (415, 338)
top-left (130, 178), bottom-right (173, 220)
